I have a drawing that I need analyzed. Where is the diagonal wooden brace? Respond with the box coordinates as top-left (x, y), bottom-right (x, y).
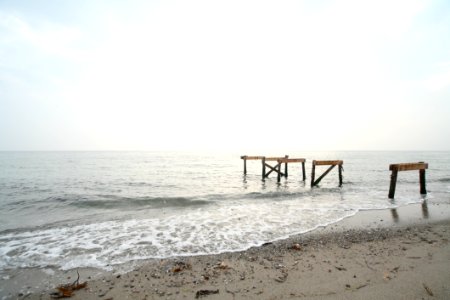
top-left (312, 165), bottom-right (336, 187)
top-left (264, 162), bottom-right (286, 178)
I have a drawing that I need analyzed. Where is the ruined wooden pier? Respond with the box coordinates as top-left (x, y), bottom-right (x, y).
top-left (240, 156), bottom-right (433, 199)
top-left (240, 155), bottom-right (306, 183)
top-left (388, 162), bottom-right (428, 199)
top-left (311, 160), bottom-right (343, 187)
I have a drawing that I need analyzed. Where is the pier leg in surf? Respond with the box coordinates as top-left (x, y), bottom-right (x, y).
top-left (420, 169), bottom-right (426, 195)
top-left (284, 155), bottom-right (289, 177)
top-left (302, 161), bottom-right (306, 181)
top-left (262, 157), bottom-right (266, 181)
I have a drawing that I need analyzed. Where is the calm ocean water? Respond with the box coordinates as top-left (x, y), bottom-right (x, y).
top-left (0, 151), bottom-right (449, 273)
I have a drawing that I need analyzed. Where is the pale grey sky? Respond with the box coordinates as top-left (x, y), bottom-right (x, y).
top-left (1, 0), bottom-right (449, 151)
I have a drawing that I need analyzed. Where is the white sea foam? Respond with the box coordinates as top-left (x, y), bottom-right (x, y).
top-left (0, 194), bottom-right (416, 272)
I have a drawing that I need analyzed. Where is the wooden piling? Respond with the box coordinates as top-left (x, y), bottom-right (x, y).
top-left (262, 157), bottom-right (266, 181)
top-left (388, 162), bottom-right (428, 199)
top-left (284, 155), bottom-right (289, 177)
top-left (302, 161), bottom-right (306, 181)
top-left (277, 162), bottom-right (282, 183)
top-left (311, 163), bottom-right (316, 187)
top-left (388, 169), bottom-right (398, 199)
top-left (242, 155), bottom-right (247, 175)
top-left (419, 169), bottom-right (426, 195)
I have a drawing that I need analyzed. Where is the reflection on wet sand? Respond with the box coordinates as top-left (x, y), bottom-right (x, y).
top-left (390, 201), bottom-right (429, 223)
top-left (422, 201), bottom-right (429, 219)
top-left (390, 208), bottom-right (399, 223)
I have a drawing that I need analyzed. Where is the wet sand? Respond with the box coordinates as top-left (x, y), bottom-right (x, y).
top-left (8, 202), bottom-right (450, 299)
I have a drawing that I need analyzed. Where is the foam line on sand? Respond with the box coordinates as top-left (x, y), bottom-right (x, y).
top-left (6, 202), bottom-right (450, 300)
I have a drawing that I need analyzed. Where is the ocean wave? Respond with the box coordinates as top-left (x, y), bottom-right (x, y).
top-left (436, 178), bottom-right (450, 183)
top-left (244, 192), bottom-right (294, 200)
top-left (124, 181), bottom-right (153, 187)
top-left (70, 196), bottom-right (210, 209)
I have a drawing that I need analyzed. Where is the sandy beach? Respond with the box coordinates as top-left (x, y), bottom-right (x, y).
top-left (8, 202), bottom-right (448, 300)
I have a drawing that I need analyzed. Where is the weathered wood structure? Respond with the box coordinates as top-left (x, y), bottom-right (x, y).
top-left (276, 158), bottom-right (306, 182)
top-left (388, 162), bottom-right (428, 199)
top-left (240, 155), bottom-right (306, 182)
top-left (310, 160), bottom-right (343, 187)
top-left (240, 157), bottom-right (433, 199)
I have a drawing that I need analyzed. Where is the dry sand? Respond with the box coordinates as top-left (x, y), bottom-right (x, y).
top-left (11, 203), bottom-right (450, 299)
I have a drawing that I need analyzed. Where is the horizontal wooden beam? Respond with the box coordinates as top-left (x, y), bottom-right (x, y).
top-left (313, 160), bottom-right (343, 166)
top-left (265, 157), bottom-right (287, 161)
top-left (240, 156), bottom-right (265, 160)
top-left (240, 156), bottom-right (287, 161)
top-left (277, 158), bottom-right (306, 163)
top-left (389, 162), bottom-right (428, 171)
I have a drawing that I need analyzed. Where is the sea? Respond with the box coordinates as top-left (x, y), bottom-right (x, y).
top-left (0, 151), bottom-right (449, 278)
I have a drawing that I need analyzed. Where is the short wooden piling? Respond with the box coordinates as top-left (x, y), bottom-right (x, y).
top-left (388, 162), bottom-right (428, 199)
top-left (302, 161), bottom-right (306, 181)
top-left (241, 155), bottom-right (247, 175)
top-left (311, 160), bottom-right (344, 187)
top-left (262, 157), bottom-right (266, 180)
top-left (277, 162), bottom-right (282, 182)
top-left (419, 169), bottom-right (426, 194)
top-left (388, 169), bottom-right (398, 199)
top-left (284, 155), bottom-right (289, 177)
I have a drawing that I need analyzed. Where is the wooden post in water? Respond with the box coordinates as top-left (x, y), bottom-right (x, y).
top-left (338, 164), bottom-right (343, 187)
top-left (419, 169), bottom-right (426, 195)
top-left (388, 162), bottom-right (428, 199)
top-left (388, 169), bottom-right (398, 199)
top-left (284, 155), bottom-right (289, 177)
top-left (302, 161), bottom-right (306, 181)
top-left (241, 155), bottom-right (247, 175)
top-left (311, 162), bottom-right (316, 187)
top-left (262, 157), bottom-right (266, 181)
top-left (277, 162), bottom-right (282, 183)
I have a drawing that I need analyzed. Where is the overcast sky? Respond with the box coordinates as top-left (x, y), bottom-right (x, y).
top-left (1, 0), bottom-right (449, 151)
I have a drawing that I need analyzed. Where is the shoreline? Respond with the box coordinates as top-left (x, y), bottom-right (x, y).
top-left (3, 202), bottom-right (450, 299)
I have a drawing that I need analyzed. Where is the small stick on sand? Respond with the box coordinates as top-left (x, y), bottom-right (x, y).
top-left (423, 283), bottom-right (434, 296)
